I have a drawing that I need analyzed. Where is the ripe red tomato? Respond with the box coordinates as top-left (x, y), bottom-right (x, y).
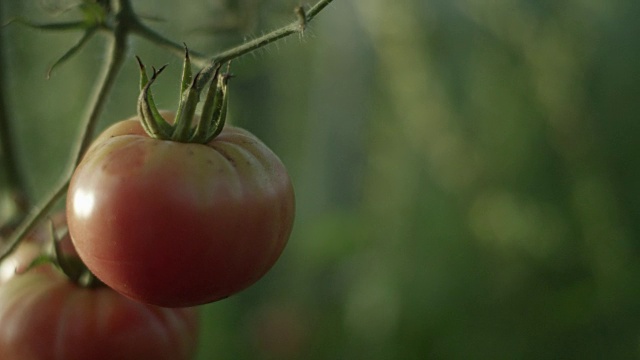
top-left (0, 265), bottom-right (199, 360)
top-left (66, 113), bottom-right (295, 307)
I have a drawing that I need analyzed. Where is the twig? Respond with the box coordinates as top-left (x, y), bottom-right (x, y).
top-left (0, 1), bottom-right (129, 260)
top-left (197, 0), bottom-right (335, 89)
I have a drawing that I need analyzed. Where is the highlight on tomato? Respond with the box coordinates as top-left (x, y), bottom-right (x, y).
top-left (66, 55), bottom-right (295, 307)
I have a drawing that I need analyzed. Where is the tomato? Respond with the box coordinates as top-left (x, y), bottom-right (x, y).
top-left (66, 112), bottom-right (295, 307)
top-left (0, 265), bottom-right (199, 360)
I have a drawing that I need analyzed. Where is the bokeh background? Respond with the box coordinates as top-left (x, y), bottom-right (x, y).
top-left (2, 0), bottom-right (640, 359)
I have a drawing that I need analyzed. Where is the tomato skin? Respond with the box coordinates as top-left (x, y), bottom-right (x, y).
top-left (67, 113), bottom-right (295, 307)
top-left (0, 266), bottom-right (199, 360)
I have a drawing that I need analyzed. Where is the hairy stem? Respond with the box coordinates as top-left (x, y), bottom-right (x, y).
top-left (196, 0), bottom-right (335, 89)
top-left (132, 0), bottom-right (336, 74)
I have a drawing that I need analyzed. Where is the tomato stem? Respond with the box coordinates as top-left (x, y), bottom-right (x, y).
top-left (72, 7), bottom-right (128, 166)
top-left (195, 0), bottom-right (336, 90)
top-left (0, 0), bottom-right (130, 262)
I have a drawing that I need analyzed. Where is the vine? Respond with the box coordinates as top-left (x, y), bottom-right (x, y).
top-left (0, 0), bottom-right (335, 260)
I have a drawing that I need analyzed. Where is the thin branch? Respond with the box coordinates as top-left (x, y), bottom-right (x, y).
top-left (0, 11), bottom-right (129, 261)
top-left (130, 0), bottom-right (336, 72)
top-left (130, 20), bottom-right (209, 66)
top-left (307, 0), bottom-right (334, 19)
top-left (70, 24), bottom-right (128, 166)
top-left (0, 181), bottom-right (67, 256)
top-left (197, 0), bottom-right (335, 89)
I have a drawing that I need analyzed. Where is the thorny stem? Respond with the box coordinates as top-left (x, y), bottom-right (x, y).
top-left (0, 0), bottom-right (335, 260)
top-left (0, 2), bottom-right (30, 219)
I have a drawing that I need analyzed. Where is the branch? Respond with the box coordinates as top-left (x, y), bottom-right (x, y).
top-left (196, 0), bottom-right (335, 89)
top-left (70, 24), bottom-right (128, 166)
top-left (0, 6), bottom-right (129, 261)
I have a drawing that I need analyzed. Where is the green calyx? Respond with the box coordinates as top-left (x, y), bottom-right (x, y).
top-left (136, 47), bottom-right (231, 144)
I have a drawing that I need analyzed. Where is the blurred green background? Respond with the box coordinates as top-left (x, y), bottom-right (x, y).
top-left (2, 0), bottom-right (640, 359)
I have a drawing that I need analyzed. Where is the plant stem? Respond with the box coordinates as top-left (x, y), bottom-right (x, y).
top-left (71, 20), bottom-right (128, 166)
top-left (1, 0), bottom-right (335, 260)
top-left (131, 0), bottom-right (336, 73)
top-left (0, 2), bottom-right (130, 260)
top-left (130, 21), bottom-right (209, 66)
top-left (196, 0), bottom-right (335, 89)
top-left (0, 182), bottom-right (68, 249)
top-left (0, 2), bottom-right (30, 216)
